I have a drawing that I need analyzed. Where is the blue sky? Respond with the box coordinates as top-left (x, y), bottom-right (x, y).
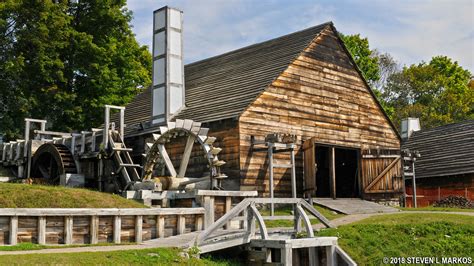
top-left (126, 0), bottom-right (473, 72)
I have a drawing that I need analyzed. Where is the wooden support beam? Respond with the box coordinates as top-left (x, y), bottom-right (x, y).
top-left (268, 144), bottom-right (274, 216)
top-left (296, 204), bottom-right (314, 237)
top-left (38, 216), bottom-right (46, 245)
top-left (178, 135), bottom-right (196, 177)
top-left (157, 216), bottom-right (165, 238)
top-left (281, 244), bottom-right (292, 265)
top-left (249, 203), bottom-right (269, 239)
top-left (290, 148), bottom-right (297, 198)
top-left (196, 216), bottom-right (203, 231)
top-left (329, 147), bottom-right (336, 199)
top-left (135, 215), bottom-right (143, 243)
top-left (203, 196), bottom-right (215, 229)
top-left (9, 216), bottom-right (18, 245)
top-left (90, 216), bottom-right (99, 244)
top-left (177, 215), bottom-right (185, 235)
top-left (113, 216), bottom-right (121, 244)
top-left (326, 245), bottom-right (337, 266)
top-left (224, 196), bottom-right (232, 230)
top-left (157, 144), bottom-right (177, 177)
top-left (64, 216), bottom-right (73, 245)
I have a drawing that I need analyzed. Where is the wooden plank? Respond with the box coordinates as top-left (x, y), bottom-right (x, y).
top-left (196, 190), bottom-right (258, 197)
top-left (113, 216), bottom-right (121, 244)
top-left (157, 144), bottom-right (177, 177)
top-left (37, 216), bottom-right (46, 245)
top-left (0, 208), bottom-right (206, 216)
top-left (90, 216), bottom-right (99, 244)
top-left (9, 216), bottom-right (18, 245)
top-left (178, 135), bottom-right (196, 177)
top-left (364, 157), bottom-right (401, 192)
top-left (224, 196), bottom-right (232, 230)
top-left (203, 196), bottom-right (215, 229)
top-left (177, 215), bottom-right (185, 235)
top-left (196, 216), bottom-right (203, 231)
top-left (281, 244), bottom-right (292, 266)
top-left (296, 204), bottom-right (314, 237)
top-left (135, 215), bottom-right (143, 243)
top-left (329, 147), bottom-right (336, 199)
top-left (64, 216), bottom-right (73, 245)
top-left (157, 216), bottom-right (165, 238)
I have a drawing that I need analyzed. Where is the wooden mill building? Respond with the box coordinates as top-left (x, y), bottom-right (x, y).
top-left (403, 120), bottom-right (474, 207)
top-left (121, 22), bottom-right (403, 203)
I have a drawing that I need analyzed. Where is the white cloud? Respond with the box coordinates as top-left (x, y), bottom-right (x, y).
top-left (126, 0), bottom-right (474, 72)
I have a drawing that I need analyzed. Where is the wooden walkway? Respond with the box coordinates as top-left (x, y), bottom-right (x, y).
top-left (313, 198), bottom-right (399, 214)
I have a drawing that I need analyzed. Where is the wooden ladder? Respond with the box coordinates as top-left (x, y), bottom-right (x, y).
top-left (108, 131), bottom-right (141, 185)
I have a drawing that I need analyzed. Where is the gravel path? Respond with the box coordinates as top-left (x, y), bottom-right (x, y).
top-left (0, 211), bottom-right (471, 256)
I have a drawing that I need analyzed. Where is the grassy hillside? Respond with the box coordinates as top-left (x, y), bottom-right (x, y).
top-left (0, 247), bottom-right (237, 266)
top-left (0, 183), bottom-right (146, 208)
top-left (317, 213), bottom-right (474, 265)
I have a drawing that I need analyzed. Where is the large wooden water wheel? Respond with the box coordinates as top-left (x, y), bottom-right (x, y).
top-left (142, 119), bottom-right (226, 190)
top-left (31, 143), bottom-right (77, 185)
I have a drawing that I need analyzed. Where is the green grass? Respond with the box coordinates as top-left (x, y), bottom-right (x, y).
top-left (399, 206), bottom-right (474, 212)
top-left (261, 205), bottom-right (344, 228)
top-left (0, 247), bottom-right (238, 265)
top-left (316, 213), bottom-right (474, 265)
top-left (0, 183), bottom-right (146, 208)
top-left (0, 242), bottom-right (135, 251)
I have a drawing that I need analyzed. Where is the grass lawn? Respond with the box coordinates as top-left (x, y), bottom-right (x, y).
top-left (0, 183), bottom-right (146, 208)
top-left (399, 206), bottom-right (474, 212)
top-left (0, 242), bottom-right (136, 251)
top-left (317, 213), bottom-right (474, 265)
top-left (260, 205), bottom-right (344, 228)
top-left (0, 247), bottom-right (238, 265)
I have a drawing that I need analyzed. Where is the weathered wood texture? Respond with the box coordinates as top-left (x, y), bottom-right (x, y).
top-left (238, 26), bottom-right (400, 197)
top-left (0, 208), bottom-right (204, 245)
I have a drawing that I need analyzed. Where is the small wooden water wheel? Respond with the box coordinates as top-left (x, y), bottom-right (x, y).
top-left (31, 143), bottom-right (77, 185)
top-left (142, 119), bottom-right (226, 190)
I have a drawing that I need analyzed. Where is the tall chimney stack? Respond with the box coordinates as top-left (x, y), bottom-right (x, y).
top-left (401, 117), bottom-right (420, 140)
top-left (151, 6), bottom-right (185, 124)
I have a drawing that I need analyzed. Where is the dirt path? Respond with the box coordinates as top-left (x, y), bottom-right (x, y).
top-left (0, 211), bottom-right (471, 256)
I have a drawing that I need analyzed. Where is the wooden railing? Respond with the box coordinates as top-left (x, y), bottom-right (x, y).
top-left (195, 198), bottom-right (333, 246)
top-left (0, 208), bottom-right (204, 245)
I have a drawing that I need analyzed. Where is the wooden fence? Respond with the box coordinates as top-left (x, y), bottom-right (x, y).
top-left (0, 208), bottom-right (204, 245)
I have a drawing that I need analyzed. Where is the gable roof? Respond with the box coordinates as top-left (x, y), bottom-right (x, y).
top-left (122, 22), bottom-right (331, 135)
top-left (122, 21), bottom-right (399, 139)
top-left (402, 120), bottom-right (474, 178)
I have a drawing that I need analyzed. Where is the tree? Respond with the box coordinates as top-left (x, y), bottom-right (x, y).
top-left (340, 33), bottom-right (380, 85)
top-left (381, 56), bottom-right (473, 129)
top-left (0, 0), bottom-right (151, 140)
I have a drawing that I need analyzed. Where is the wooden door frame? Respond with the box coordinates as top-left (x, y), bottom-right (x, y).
top-left (309, 140), bottom-right (362, 199)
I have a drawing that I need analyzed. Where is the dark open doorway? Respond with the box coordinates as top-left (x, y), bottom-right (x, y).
top-left (314, 145), bottom-right (360, 198)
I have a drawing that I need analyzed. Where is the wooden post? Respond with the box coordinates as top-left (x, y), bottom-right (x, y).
top-left (119, 108), bottom-right (125, 138)
top-left (177, 215), bottom-right (185, 235)
top-left (38, 216), bottom-right (46, 245)
top-left (113, 216), bottom-right (121, 244)
top-left (281, 244), bottom-right (292, 265)
top-left (326, 245), bottom-right (336, 266)
top-left (157, 216), bottom-right (165, 238)
top-left (64, 216), bottom-right (73, 245)
top-left (412, 160), bottom-right (417, 208)
top-left (104, 106), bottom-right (110, 149)
top-left (203, 196), bottom-right (215, 229)
top-left (196, 216), bottom-right (203, 231)
top-left (224, 196), bottom-right (232, 229)
top-left (9, 216), bottom-right (18, 245)
top-left (247, 205), bottom-right (255, 238)
top-left (329, 147), bottom-right (336, 199)
top-left (135, 215), bottom-right (143, 243)
top-left (268, 143), bottom-right (274, 216)
top-left (309, 247), bottom-right (318, 266)
top-left (290, 145), bottom-right (296, 198)
top-left (90, 216), bottom-right (99, 244)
